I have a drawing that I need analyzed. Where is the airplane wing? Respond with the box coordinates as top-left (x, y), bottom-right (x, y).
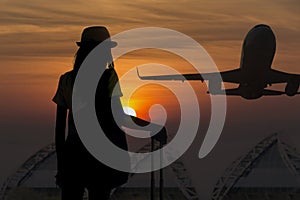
top-left (267, 69), bottom-right (300, 84)
top-left (137, 67), bottom-right (300, 97)
top-left (219, 69), bottom-right (241, 83)
top-left (266, 69), bottom-right (300, 96)
top-left (137, 68), bottom-right (204, 81)
top-left (137, 68), bottom-right (242, 83)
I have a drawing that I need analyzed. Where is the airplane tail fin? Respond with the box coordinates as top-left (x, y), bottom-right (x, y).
top-left (136, 67), bottom-right (141, 79)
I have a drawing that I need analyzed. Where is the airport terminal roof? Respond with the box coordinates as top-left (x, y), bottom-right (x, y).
top-left (212, 133), bottom-right (300, 200)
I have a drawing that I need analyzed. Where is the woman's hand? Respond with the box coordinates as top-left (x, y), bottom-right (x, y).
top-left (130, 116), bottom-right (168, 145)
top-left (111, 97), bottom-right (168, 145)
top-left (151, 126), bottom-right (167, 145)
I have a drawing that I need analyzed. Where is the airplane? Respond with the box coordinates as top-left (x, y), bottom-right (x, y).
top-left (137, 24), bottom-right (300, 99)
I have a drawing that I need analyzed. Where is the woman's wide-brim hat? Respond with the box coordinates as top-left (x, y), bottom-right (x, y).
top-left (76, 26), bottom-right (117, 48)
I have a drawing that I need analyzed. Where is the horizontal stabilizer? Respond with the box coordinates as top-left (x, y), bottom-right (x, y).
top-left (262, 89), bottom-right (285, 95)
top-left (211, 88), bottom-right (286, 97)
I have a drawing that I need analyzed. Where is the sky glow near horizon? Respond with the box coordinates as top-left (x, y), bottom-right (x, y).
top-left (0, 1), bottom-right (299, 198)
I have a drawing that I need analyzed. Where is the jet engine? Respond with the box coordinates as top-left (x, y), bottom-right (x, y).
top-left (285, 76), bottom-right (300, 96)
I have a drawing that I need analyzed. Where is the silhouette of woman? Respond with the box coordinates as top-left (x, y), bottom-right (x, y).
top-left (53, 26), bottom-right (167, 200)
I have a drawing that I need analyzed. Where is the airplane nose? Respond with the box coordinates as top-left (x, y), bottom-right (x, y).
top-left (253, 24), bottom-right (271, 29)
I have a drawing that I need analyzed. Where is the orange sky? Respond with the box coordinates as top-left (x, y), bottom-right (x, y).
top-left (1, 0), bottom-right (300, 197)
top-left (0, 1), bottom-right (299, 118)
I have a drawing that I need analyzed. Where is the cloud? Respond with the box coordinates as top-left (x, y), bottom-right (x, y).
top-left (0, 0), bottom-right (299, 60)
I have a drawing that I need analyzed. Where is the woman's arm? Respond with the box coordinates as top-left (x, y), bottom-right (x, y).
top-left (111, 97), bottom-right (167, 144)
top-left (111, 97), bottom-right (149, 129)
top-left (55, 105), bottom-right (67, 173)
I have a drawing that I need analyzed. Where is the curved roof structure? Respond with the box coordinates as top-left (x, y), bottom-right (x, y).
top-left (0, 143), bottom-right (56, 200)
top-left (0, 141), bottom-right (199, 200)
top-left (212, 133), bottom-right (300, 200)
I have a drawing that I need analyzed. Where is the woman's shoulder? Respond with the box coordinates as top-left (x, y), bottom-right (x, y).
top-left (60, 70), bottom-right (74, 80)
top-left (58, 70), bottom-right (76, 84)
top-left (56, 70), bottom-right (76, 93)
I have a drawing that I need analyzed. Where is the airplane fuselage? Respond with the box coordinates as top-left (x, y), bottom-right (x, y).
top-left (238, 24), bottom-right (276, 99)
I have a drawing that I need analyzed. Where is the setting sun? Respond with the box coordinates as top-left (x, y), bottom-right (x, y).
top-left (122, 106), bottom-right (137, 117)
